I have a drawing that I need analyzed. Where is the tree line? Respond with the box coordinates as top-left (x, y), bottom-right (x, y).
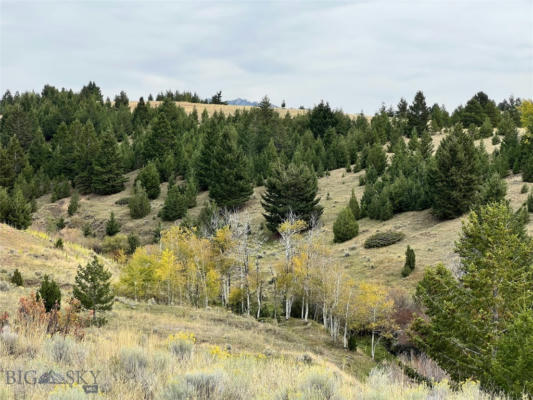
top-left (0, 83), bottom-right (531, 232)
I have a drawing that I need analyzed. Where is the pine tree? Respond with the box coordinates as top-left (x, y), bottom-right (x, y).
top-left (74, 121), bottom-right (99, 194)
top-left (479, 117), bottom-right (493, 138)
top-left (129, 182), bottom-right (151, 219)
top-left (408, 91), bottom-right (429, 135)
top-left (401, 245), bottom-right (415, 277)
top-left (428, 125), bottom-right (484, 219)
top-left (195, 126), bottom-right (220, 190)
top-left (105, 212), bottom-right (121, 236)
top-left (91, 131), bottom-right (126, 195)
top-left (73, 256), bottom-right (114, 324)
top-left (161, 185), bottom-right (187, 221)
top-left (67, 191), bottom-right (79, 216)
top-left (366, 143), bottom-right (387, 175)
top-left (333, 208), bottom-right (359, 243)
top-left (37, 275), bottom-right (61, 312)
top-left (523, 155), bottom-right (533, 182)
top-left (479, 172), bottom-right (507, 205)
top-left (132, 96), bottom-right (150, 128)
top-left (136, 162), bottom-right (160, 199)
top-left (419, 130), bottom-right (433, 159)
top-left (261, 162), bottom-right (323, 232)
top-left (209, 126), bottom-right (253, 209)
top-left (527, 193), bottom-right (533, 213)
top-left (7, 187), bottom-right (32, 229)
top-left (412, 203), bottom-right (533, 396)
top-left (11, 269), bottom-right (23, 286)
top-left (144, 113), bottom-right (174, 161)
top-left (348, 189), bottom-right (361, 219)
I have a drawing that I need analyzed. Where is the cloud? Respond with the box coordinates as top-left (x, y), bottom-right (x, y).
top-left (1, 0), bottom-right (531, 113)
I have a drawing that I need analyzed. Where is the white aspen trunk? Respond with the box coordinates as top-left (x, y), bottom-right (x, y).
top-left (371, 330), bottom-right (375, 360)
top-left (343, 319), bottom-right (348, 348)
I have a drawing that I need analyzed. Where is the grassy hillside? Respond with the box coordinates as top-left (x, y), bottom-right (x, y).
top-left (128, 100), bottom-right (362, 119)
top-left (29, 133), bottom-right (533, 292)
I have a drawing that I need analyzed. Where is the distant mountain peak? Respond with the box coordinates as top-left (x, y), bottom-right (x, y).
top-left (226, 98), bottom-right (259, 107)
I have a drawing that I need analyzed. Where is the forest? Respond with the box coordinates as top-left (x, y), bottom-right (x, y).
top-left (0, 83), bottom-right (532, 398)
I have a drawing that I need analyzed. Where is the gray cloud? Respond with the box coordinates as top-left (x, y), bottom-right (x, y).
top-left (1, 0), bottom-right (531, 113)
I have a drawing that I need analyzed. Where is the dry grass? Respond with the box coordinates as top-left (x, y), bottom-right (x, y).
top-left (128, 100), bottom-right (313, 118)
top-left (0, 296), bottom-right (502, 399)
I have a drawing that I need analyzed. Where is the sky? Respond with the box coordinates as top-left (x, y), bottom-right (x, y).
top-left (1, 0), bottom-right (532, 114)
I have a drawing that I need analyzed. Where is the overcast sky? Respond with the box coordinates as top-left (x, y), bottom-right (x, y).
top-left (1, 0), bottom-right (531, 114)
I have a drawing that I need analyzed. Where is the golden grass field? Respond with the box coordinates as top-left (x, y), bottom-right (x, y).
top-left (128, 100), bottom-right (363, 119)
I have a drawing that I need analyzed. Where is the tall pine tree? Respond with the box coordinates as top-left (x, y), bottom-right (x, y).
top-left (261, 162), bottom-right (323, 232)
top-left (209, 126), bottom-right (253, 209)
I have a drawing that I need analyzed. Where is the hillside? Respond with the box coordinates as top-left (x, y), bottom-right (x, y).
top-left (0, 225), bottom-right (505, 399)
top-left (29, 133), bottom-right (533, 291)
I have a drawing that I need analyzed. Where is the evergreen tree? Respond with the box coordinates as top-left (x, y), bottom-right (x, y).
top-left (105, 212), bottom-right (121, 236)
top-left (419, 130), bottom-right (433, 160)
top-left (136, 162), bottom-right (160, 199)
top-left (195, 126), bottom-right (220, 190)
top-left (37, 275), bottom-right (61, 312)
top-left (309, 100), bottom-right (336, 139)
top-left (91, 131), bottom-right (126, 195)
top-left (479, 172), bottom-right (507, 205)
top-left (209, 126), bottom-right (253, 209)
top-left (428, 125), bottom-right (484, 219)
top-left (479, 117), bottom-right (493, 138)
top-left (132, 96), bottom-right (150, 128)
top-left (73, 256), bottom-right (114, 324)
top-left (366, 143), bottom-right (387, 175)
top-left (144, 113), bottom-right (174, 161)
top-left (129, 182), bottom-right (151, 219)
top-left (412, 202), bottom-right (533, 397)
top-left (401, 245), bottom-right (415, 277)
top-left (74, 121), bottom-right (99, 194)
top-left (333, 207), bottom-right (359, 243)
top-left (161, 185), bottom-right (187, 221)
top-left (51, 176), bottom-right (71, 202)
top-left (6, 187), bottom-right (32, 229)
top-left (522, 155), bottom-right (533, 182)
top-left (261, 162), bottom-right (323, 232)
top-left (408, 91), bottom-right (429, 135)
top-left (348, 189), bottom-right (361, 220)
top-left (11, 269), bottom-right (23, 286)
top-left (68, 190), bottom-right (79, 216)
top-left (527, 193), bottom-right (533, 213)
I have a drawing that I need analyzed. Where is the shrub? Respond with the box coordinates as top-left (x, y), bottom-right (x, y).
top-left (168, 333), bottom-right (195, 360)
top-left (333, 208), bottom-right (359, 243)
top-left (44, 335), bottom-right (87, 364)
top-left (521, 184), bottom-right (529, 194)
top-left (364, 231), bottom-right (405, 248)
top-left (55, 238), bottom-right (64, 249)
top-left (11, 269), bottom-right (23, 287)
top-left (0, 281), bottom-right (10, 292)
top-left (105, 211), bottom-right (121, 236)
top-left (118, 347), bottom-right (148, 380)
top-left (115, 197), bottom-right (131, 205)
top-left (0, 326), bottom-right (18, 355)
top-left (298, 370), bottom-right (340, 400)
top-left (528, 193), bottom-right (533, 213)
top-left (82, 223), bottom-right (92, 237)
top-left (160, 370), bottom-right (227, 400)
top-left (129, 182), bottom-right (151, 219)
top-left (37, 275), bottom-right (61, 312)
top-left (56, 217), bottom-right (66, 230)
top-left (67, 191), bottom-right (79, 216)
top-left (401, 245), bottom-right (416, 277)
top-left (127, 233), bottom-right (140, 255)
top-left (492, 134), bottom-right (501, 145)
top-left (102, 234), bottom-right (128, 254)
